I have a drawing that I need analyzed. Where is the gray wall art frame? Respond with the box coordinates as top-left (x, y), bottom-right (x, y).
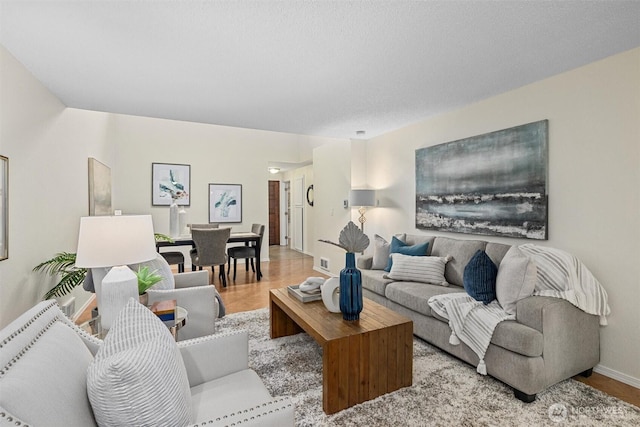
top-left (415, 120), bottom-right (549, 240)
top-left (0, 155), bottom-right (7, 261)
top-left (88, 157), bottom-right (112, 216)
top-left (209, 183), bottom-right (242, 223)
top-left (152, 163), bottom-right (191, 206)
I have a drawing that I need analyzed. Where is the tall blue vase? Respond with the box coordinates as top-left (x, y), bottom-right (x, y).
top-left (340, 252), bottom-right (363, 321)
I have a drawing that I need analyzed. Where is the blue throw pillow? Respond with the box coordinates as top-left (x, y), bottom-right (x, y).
top-left (463, 250), bottom-right (498, 305)
top-left (384, 236), bottom-right (429, 272)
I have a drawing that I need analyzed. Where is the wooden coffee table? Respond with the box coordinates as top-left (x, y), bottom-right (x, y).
top-left (269, 287), bottom-right (413, 414)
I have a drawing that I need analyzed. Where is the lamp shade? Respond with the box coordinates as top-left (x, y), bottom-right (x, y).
top-left (75, 215), bottom-right (157, 268)
top-left (349, 189), bottom-right (376, 207)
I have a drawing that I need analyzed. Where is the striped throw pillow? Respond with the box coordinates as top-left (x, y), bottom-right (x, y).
top-left (87, 298), bottom-right (193, 426)
top-left (386, 253), bottom-right (451, 286)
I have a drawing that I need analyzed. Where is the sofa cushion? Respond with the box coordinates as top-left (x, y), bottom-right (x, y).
top-left (496, 246), bottom-right (537, 314)
top-left (361, 268), bottom-right (393, 296)
top-left (485, 242), bottom-right (512, 267)
top-left (87, 299), bottom-right (192, 427)
top-left (386, 253), bottom-right (450, 286)
top-left (431, 237), bottom-right (487, 286)
top-left (385, 282), bottom-right (464, 317)
top-left (403, 234), bottom-right (436, 255)
top-left (0, 321), bottom-right (97, 427)
top-left (385, 236), bottom-right (429, 272)
top-left (371, 234), bottom-right (391, 270)
top-left (463, 250), bottom-right (498, 305)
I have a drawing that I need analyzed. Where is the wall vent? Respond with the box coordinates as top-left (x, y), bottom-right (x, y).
top-left (320, 257), bottom-right (330, 270)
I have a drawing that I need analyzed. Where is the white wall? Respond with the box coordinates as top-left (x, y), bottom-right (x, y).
top-left (107, 114), bottom-right (340, 262)
top-left (364, 48), bottom-right (640, 385)
top-left (313, 141), bottom-right (353, 275)
top-left (0, 46), bottom-right (114, 326)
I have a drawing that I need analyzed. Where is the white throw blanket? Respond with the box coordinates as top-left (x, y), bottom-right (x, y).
top-left (428, 293), bottom-right (515, 375)
top-left (519, 244), bottom-right (611, 325)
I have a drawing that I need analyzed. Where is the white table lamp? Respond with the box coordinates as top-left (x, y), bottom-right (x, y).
top-left (349, 189), bottom-right (376, 231)
top-left (75, 215), bottom-right (157, 329)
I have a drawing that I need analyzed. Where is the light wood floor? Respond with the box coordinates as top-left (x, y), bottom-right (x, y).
top-left (79, 245), bottom-right (640, 407)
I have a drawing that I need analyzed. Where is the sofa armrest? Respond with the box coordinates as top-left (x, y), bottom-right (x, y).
top-left (516, 296), bottom-right (600, 388)
top-left (357, 255), bottom-right (373, 270)
top-left (178, 330), bottom-right (249, 387)
top-left (192, 397), bottom-right (294, 426)
top-left (174, 270), bottom-right (210, 288)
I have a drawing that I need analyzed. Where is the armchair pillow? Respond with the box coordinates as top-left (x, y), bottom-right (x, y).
top-left (371, 234), bottom-right (391, 270)
top-left (496, 246), bottom-right (537, 314)
top-left (385, 236), bottom-right (429, 272)
top-left (386, 253), bottom-right (450, 286)
top-left (87, 299), bottom-right (193, 427)
top-left (463, 250), bottom-right (498, 305)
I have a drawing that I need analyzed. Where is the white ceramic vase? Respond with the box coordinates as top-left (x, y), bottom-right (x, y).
top-left (169, 200), bottom-right (179, 237)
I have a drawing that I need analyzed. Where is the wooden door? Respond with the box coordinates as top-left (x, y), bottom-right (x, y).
top-left (268, 181), bottom-right (280, 245)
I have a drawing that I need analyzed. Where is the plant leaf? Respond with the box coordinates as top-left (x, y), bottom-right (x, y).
top-left (43, 267), bottom-right (87, 300)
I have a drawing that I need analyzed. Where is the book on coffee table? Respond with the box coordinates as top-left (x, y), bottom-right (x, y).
top-left (287, 285), bottom-right (322, 303)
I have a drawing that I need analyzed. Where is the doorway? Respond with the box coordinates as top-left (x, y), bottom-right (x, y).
top-left (268, 180), bottom-right (280, 246)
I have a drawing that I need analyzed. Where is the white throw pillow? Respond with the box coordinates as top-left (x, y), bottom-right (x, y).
top-left (496, 246), bottom-right (537, 315)
top-left (87, 298), bottom-right (192, 427)
top-left (371, 234), bottom-right (391, 270)
top-left (386, 253), bottom-right (450, 286)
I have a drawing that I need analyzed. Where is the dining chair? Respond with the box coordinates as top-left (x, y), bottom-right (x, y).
top-left (188, 223), bottom-right (219, 230)
top-left (190, 228), bottom-right (231, 287)
top-left (159, 251), bottom-right (185, 273)
top-left (227, 224), bottom-right (265, 281)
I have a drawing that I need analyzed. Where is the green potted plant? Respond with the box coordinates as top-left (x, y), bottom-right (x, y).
top-left (135, 266), bottom-right (163, 305)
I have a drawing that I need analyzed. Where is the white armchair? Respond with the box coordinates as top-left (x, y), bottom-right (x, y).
top-left (0, 300), bottom-right (294, 426)
top-left (87, 254), bottom-right (223, 341)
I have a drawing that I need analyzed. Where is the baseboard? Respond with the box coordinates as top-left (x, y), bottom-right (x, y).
top-left (313, 266), bottom-right (331, 276)
top-left (72, 294), bottom-right (95, 322)
top-left (594, 364), bottom-right (640, 389)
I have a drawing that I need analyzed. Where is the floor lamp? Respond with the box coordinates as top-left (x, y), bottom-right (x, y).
top-left (349, 189), bottom-right (376, 232)
top-left (75, 215), bottom-right (157, 330)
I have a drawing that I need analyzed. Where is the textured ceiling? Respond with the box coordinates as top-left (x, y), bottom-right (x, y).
top-left (1, 1), bottom-right (639, 140)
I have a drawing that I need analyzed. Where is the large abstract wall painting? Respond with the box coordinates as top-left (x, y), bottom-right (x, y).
top-left (415, 120), bottom-right (548, 240)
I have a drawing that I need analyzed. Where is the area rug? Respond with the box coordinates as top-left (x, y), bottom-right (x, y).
top-left (216, 309), bottom-right (640, 426)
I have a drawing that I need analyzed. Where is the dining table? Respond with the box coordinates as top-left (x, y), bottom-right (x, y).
top-left (156, 231), bottom-right (263, 280)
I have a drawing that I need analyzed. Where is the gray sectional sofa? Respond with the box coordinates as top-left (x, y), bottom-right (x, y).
top-left (357, 234), bottom-right (600, 402)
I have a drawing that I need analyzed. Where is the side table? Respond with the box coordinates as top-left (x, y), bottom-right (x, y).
top-left (79, 306), bottom-right (188, 341)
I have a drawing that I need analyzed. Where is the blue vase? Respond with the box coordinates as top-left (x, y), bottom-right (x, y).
top-left (340, 252), bottom-right (363, 321)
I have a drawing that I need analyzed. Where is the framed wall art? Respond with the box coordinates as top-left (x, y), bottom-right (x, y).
top-left (88, 157), bottom-right (112, 216)
top-left (0, 155), bottom-right (7, 261)
top-left (209, 183), bottom-right (242, 223)
top-left (152, 163), bottom-right (191, 206)
top-left (415, 120), bottom-right (548, 240)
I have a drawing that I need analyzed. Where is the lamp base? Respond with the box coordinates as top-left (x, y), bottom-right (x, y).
top-left (100, 266), bottom-right (138, 330)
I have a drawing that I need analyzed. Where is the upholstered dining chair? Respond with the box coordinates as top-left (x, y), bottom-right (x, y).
top-left (227, 224), bottom-right (265, 281)
top-left (188, 223), bottom-right (219, 230)
top-left (190, 227), bottom-right (231, 287)
top-left (159, 251), bottom-right (185, 273)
